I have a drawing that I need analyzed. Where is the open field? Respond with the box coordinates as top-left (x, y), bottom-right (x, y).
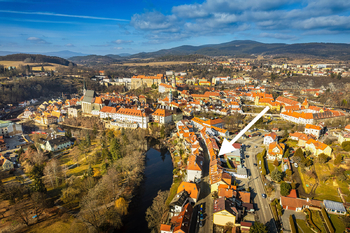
top-left (0, 60), bottom-right (66, 70)
top-left (296, 219), bottom-right (313, 233)
top-left (298, 162), bottom-right (350, 202)
top-left (114, 61), bottom-right (196, 66)
top-left (329, 214), bottom-right (346, 233)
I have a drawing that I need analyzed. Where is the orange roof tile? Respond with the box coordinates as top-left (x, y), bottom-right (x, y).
top-left (177, 182), bottom-right (199, 200)
top-left (305, 124), bottom-right (321, 130)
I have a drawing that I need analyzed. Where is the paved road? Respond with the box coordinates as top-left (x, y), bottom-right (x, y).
top-left (193, 139), bottom-right (213, 233)
top-left (237, 136), bottom-right (278, 233)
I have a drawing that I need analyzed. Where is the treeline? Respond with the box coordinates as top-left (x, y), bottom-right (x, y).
top-left (0, 77), bottom-right (79, 104)
top-left (0, 54), bottom-right (75, 66)
top-left (0, 127), bottom-right (148, 232)
top-left (147, 54), bottom-right (208, 62)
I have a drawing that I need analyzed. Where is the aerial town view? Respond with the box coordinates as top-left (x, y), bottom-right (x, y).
top-left (0, 1), bottom-right (350, 233)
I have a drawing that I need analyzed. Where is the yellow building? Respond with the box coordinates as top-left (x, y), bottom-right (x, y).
top-left (199, 81), bottom-right (211, 86)
top-left (213, 197), bottom-right (237, 226)
top-left (131, 74), bottom-right (164, 89)
top-left (255, 96), bottom-right (281, 111)
top-left (338, 132), bottom-right (350, 144)
top-left (305, 138), bottom-right (332, 156)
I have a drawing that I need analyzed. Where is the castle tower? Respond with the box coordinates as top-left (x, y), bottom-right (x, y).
top-left (172, 75), bottom-right (176, 88)
top-left (169, 89), bottom-right (173, 103)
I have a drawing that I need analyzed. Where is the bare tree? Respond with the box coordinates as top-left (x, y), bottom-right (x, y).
top-left (145, 190), bottom-right (169, 233)
top-left (44, 159), bottom-right (62, 188)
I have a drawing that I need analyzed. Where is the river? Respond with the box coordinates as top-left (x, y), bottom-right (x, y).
top-left (121, 147), bottom-right (173, 233)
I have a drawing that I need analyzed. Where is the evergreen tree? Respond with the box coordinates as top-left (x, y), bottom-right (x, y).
top-left (110, 138), bottom-right (122, 161)
top-left (87, 164), bottom-right (94, 176)
top-left (86, 133), bottom-right (91, 146)
top-left (280, 181), bottom-right (292, 196)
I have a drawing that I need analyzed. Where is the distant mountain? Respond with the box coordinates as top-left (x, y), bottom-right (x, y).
top-left (0, 50), bottom-right (88, 59)
top-left (0, 54), bottom-right (75, 66)
top-left (105, 54), bottom-right (122, 59)
top-left (129, 40), bottom-right (350, 60)
top-left (117, 53), bottom-right (132, 57)
top-left (68, 55), bottom-right (123, 65)
top-left (43, 50), bottom-right (89, 59)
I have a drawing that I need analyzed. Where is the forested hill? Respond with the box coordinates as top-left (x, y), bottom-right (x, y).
top-left (128, 40), bottom-right (350, 60)
top-left (68, 55), bottom-right (122, 65)
top-left (0, 54), bottom-right (75, 66)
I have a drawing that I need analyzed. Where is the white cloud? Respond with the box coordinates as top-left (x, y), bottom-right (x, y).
top-left (65, 43), bottom-right (75, 47)
top-left (27, 37), bottom-right (50, 44)
top-left (112, 39), bottom-right (133, 44)
top-left (129, 0), bottom-right (350, 44)
top-left (113, 47), bottom-right (123, 50)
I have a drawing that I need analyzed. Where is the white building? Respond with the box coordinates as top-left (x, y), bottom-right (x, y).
top-left (304, 124), bottom-right (322, 138)
top-left (263, 132), bottom-right (278, 146)
top-left (115, 107), bottom-right (149, 129)
top-left (186, 155), bottom-right (203, 182)
top-left (0, 121), bottom-right (22, 136)
top-left (151, 108), bottom-right (173, 124)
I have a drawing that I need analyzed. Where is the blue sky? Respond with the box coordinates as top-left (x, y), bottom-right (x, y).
top-left (0, 0), bottom-right (350, 55)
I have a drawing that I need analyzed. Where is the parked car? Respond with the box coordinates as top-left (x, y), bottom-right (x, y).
top-left (262, 194), bottom-right (267, 198)
top-left (294, 163), bottom-right (298, 168)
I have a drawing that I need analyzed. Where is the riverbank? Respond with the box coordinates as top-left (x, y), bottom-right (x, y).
top-left (121, 147), bottom-right (173, 233)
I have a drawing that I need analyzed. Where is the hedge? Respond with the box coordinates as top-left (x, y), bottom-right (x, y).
top-left (289, 215), bottom-right (297, 233)
top-left (257, 149), bottom-right (267, 176)
top-left (321, 208), bottom-right (335, 233)
top-left (305, 209), bottom-right (320, 232)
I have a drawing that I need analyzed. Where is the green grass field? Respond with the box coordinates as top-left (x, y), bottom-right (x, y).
top-left (296, 219), bottom-right (313, 233)
top-left (165, 178), bottom-right (181, 206)
top-left (329, 214), bottom-right (346, 233)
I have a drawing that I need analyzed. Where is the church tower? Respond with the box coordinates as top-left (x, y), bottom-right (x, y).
top-left (169, 89), bottom-right (173, 103)
top-left (83, 79), bottom-right (86, 96)
top-left (172, 75), bottom-right (176, 88)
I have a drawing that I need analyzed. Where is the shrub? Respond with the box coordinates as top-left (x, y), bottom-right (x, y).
top-left (334, 154), bottom-right (343, 166)
top-left (318, 153), bottom-right (329, 163)
top-left (341, 141), bottom-right (350, 151)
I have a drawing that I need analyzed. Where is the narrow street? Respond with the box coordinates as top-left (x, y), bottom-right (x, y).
top-left (190, 138), bottom-right (213, 233)
top-left (238, 136), bottom-right (278, 233)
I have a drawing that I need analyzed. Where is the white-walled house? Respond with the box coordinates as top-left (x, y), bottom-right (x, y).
top-left (186, 155), bottom-right (203, 182)
top-left (263, 132), bottom-right (278, 146)
top-left (304, 124), bottom-right (322, 138)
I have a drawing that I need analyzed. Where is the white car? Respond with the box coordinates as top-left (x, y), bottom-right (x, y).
top-left (294, 163), bottom-right (298, 168)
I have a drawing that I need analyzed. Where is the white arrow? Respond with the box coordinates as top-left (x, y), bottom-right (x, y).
top-left (218, 106), bottom-right (270, 156)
